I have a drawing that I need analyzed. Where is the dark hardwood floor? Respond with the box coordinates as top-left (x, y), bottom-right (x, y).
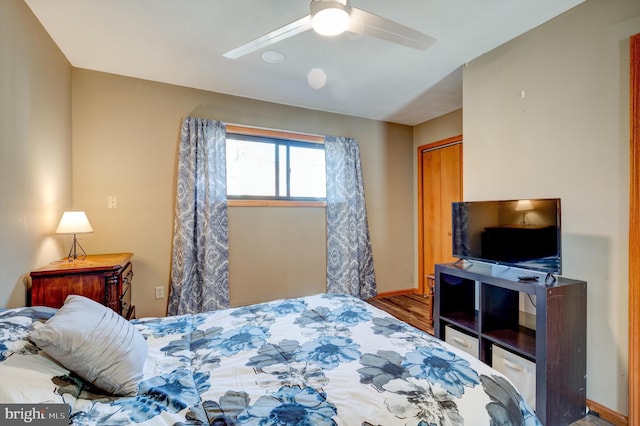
top-left (366, 293), bottom-right (614, 426)
top-left (367, 293), bottom-right (434, 335)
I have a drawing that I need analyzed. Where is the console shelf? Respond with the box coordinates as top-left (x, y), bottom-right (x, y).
top-left (434, 262), bottom-right (587, 426)
top-left (483, 326), bottom-right (536, 357)
top-left (439, 312), bottom-right (478, 332)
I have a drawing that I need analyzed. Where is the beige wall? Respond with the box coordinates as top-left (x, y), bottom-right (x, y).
top-left (71, 69), bottom-right (415, 317)
top-left (0, 0), bottom-right (72, 308)
top-left (228, 207), bottom-right (326, 306)
top-left (412, 110), bottom-right (463, 281)
top-left (413, 109), bottom-right (463, 148)
top-left (463, 0), bottom-right (640, 414)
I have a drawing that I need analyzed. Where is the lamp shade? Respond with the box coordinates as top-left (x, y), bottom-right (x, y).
top-left (311, 0), bottom-right (350, 36)
top-left (515, 199), bottom-right (533, 212)
top-left (56, 211), bottom-right (93, 234)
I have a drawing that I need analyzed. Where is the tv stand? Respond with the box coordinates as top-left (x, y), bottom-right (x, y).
top-left (434, 262), bottom-right (586, 426)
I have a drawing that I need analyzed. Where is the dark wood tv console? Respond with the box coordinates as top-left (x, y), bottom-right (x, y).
top-left (434, 262), bottom-right (586, 426)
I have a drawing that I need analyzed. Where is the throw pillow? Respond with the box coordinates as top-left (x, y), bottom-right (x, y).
top-left (29, 295), bottom-right (147, 396)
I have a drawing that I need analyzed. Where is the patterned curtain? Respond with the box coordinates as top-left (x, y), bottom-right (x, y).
top-left (167, 117), bottom-right (229, 315)
top-left (325, 136), bottom-right (377, 299)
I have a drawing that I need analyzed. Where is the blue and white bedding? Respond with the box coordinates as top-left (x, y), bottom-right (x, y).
top-left (0, 293), bottom-right (540, 425)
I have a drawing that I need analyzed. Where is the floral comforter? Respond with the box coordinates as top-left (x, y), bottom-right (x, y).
top-left (0, 293), bottom-right (540, 425)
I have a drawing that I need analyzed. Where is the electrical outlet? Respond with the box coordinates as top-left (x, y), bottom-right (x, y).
top-left (107, 195), bottom-right (118, 209)
top-left (155, 286), bottom-right (165, 299)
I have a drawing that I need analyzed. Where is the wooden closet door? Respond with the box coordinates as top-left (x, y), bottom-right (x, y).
top-left (418, 137), bottom-right (462, 295)
top-left (421, 147), bottom-right (442, 274)
top-left (438, 143), bottom-right (462, 264)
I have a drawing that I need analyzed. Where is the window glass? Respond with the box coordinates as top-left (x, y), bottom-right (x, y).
top-left (290, 145), bottom-right (326, 198)
top-left (226, 138), bottom-right (276, 196)
top-left (226, 133), bottom-right (325, 201)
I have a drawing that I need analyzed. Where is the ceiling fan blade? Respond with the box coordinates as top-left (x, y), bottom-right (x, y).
top-left (348, 7), bottom-right (436, 51)
top-left (223, 15), bottom-right (313, 59)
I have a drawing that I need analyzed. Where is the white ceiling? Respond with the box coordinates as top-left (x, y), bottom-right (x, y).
top-left (25, 0), bottom-right (584, 126)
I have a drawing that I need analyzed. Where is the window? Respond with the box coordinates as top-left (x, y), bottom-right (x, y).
top-left (226, 126), bottom-right (326, 206)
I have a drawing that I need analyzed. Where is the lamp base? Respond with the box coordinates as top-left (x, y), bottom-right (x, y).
top-left (67, 234), bottom-right (88, 261)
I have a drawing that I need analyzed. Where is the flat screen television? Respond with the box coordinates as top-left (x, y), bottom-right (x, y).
top-left (451, 198), bottom-right (561, 274)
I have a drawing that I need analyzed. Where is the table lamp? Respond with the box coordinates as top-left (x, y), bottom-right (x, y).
top-left (56, 211), bottom-right (93, 260)
top-left (515, 199), bottom-right (534, 226)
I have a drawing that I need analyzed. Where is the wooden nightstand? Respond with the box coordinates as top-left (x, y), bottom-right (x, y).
top-left (29, 252), bottom-right (135, 319)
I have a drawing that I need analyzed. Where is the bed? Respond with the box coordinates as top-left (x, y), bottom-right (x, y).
top-left (0, 293), bottom-right (540, 425)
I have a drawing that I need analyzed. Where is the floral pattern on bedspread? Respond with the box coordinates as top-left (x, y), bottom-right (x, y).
top-left (0, 294), bottom-right (541, 425)
top-left (0, 306), bottom-right (55, 361)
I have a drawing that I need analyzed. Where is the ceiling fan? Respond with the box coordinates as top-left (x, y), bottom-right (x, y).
top-left (223, 0), bottom-right (436, 59)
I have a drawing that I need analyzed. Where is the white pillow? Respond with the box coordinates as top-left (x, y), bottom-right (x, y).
top-left (29, 295), bottom-right (147, 396)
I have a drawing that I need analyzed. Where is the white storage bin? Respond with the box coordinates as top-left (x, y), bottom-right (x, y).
top-left (492, 345), bottom-right (536, 411)
top-left (445, 326), bottom-right (479, 358)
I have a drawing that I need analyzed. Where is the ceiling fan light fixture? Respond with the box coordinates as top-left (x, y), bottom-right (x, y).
top-left (310, 0), bottom-right (350, 36)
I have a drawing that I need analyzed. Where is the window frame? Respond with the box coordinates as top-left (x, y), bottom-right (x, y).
top-left (225, 125), bottom-right (326, 207)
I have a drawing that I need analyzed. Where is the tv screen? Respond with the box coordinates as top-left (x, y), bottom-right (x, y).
top-left (451, 198), bottom-right (561, 274)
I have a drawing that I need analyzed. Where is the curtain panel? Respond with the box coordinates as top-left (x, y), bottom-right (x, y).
top-left (325, 135), bottom-right (377, 299)
top-left (168, 117), bottom-right (230, 316)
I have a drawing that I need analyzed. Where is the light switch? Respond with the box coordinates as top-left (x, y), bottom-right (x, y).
top-left (107, 195), bottom-right (118, 209)
top-left (155, 286), bottom-right (165, 299)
